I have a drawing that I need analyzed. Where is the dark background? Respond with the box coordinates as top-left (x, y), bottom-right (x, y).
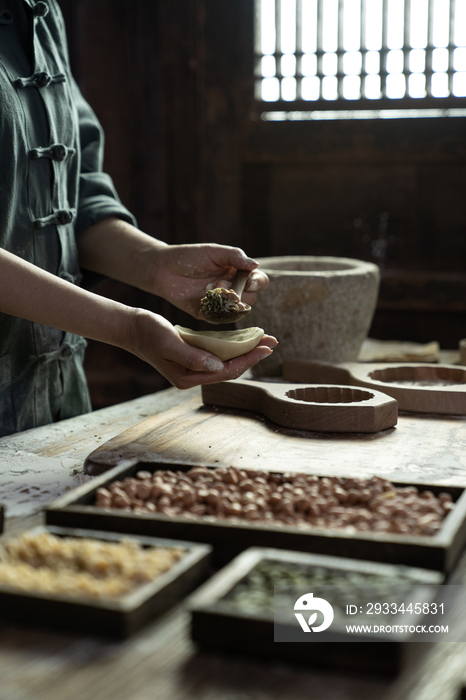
top-left (58, 0), bottom-right (466, 409)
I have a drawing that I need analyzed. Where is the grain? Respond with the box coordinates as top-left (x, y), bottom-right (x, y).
top-left (0, 531), bottom-right (184, 599)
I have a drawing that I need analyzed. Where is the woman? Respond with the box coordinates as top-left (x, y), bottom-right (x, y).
top-left (0, 0), bottom-right (276, 436)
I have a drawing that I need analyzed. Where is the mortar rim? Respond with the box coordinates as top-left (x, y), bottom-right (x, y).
top-left (256, 255), bottom-right (380, 278)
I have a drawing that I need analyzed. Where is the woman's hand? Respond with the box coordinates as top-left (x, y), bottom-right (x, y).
top-left (78, 219), bottom-right (269, 321)
top-left (127, 309), bottom-right (278, 389)
top-left (149, 243), bottom-right (269, 319)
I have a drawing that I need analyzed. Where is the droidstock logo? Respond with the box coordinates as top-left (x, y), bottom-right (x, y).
top-left (294, 593), bottom-right (334, 633)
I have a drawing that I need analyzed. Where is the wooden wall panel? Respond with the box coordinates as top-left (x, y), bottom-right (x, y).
top-left (201, 0), bottom-right (254, 245)
top-left (265, 164), bottom-right (419, 265)
top-left (418, 165), bottom-right (466, 270)
top-left (239, 111), bottom-right (466, 347)
top-left (242, 160), bottom-right (466, 273)
top-left (242, 115), bottom-right (466, 166)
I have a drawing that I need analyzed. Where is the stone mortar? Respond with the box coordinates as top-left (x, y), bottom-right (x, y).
top-left (237, 256), bottom-right (380, 376)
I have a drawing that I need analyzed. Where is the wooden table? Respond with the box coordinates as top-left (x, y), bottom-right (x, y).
top-left (1, 384), bottom-right (466, 700)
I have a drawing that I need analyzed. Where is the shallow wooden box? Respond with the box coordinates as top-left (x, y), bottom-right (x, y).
top-left (45, 460), bottom-right (466, 572)
top-left (0, 525), bottom-right (212, 637)
top-left (188, 547), bottom-right (444, 675)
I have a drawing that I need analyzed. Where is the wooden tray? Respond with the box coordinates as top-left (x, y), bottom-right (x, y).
top-left (188, 547), bottom-right (443, 675)
top-left (283, 360), bottom-right (466, 414)
top-left (202, 378), bottom-right (398, 433)
top-left (45, 461), bottom-right (466, 572)
top-left (0, 525), bottom-right (212, 637)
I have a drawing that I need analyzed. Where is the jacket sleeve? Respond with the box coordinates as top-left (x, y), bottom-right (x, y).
top-left (71, 78), bottom-right (137, 239)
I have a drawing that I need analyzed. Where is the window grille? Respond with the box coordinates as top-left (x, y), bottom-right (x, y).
top-left (255, 0), bottom-right (466, 116)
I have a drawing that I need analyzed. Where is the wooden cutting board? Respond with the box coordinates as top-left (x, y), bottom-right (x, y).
top-left (84, 391), bottom-right (466, 488)
top-left (283, 360), bottom-right (466, 414)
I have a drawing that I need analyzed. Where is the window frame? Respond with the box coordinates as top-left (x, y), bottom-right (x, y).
top-left (254, 0), bottom-right (466, 114)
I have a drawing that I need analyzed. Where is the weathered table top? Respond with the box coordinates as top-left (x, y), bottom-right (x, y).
top-left (1, 382), bottom-right (466, 700)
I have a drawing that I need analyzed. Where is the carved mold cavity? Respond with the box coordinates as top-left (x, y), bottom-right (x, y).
top-left (368, 366), bottom-right (466, 387)
top-left (286, 386), bottom-right (374, 404)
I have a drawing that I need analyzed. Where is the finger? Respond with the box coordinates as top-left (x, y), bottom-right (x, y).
top-left (162, 333), bottom-right (225, 373)
top-left (205, 271), bottom-right (269, 298)
top-left (180, 338), bottom-right (276, 373)
top-left (204, 278), bottom-right (235, 292)
top-left (200, 345), bottom-right (275, 384)
top-left (207, 245), bottom-right (259, 273)
top-left (244, 269), bottom-right (269, 293)
top-left (168, 341), bottom-right (276, 389)
top-left (217, 345), bottom-right (274, 379)
top-left (258, 334), bottom-right (278, 349)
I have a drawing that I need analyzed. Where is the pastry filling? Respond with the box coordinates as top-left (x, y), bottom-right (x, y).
top-left (200, 286), bottom-right (250, 316)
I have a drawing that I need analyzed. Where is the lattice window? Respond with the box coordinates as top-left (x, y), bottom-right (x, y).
top-left (255, 0), bottom-right (466, 117)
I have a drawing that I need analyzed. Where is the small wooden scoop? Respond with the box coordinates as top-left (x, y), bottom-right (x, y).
top-left (202, 378), bottom-right (397, 433)
top-left (283, 360), bottom-right (466, 415)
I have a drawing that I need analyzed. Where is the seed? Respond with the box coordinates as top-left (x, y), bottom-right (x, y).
top-left (136, 471), bottom-right (152, 481)
top-left (113, 493), bottom-right (131, 508)
top-left (206, 490), bottom-right (219, 505)
top-left (223, 470), bottom-right (239, 485)
top-left (182, 491), bottom-right (195, 507)
top-left (346, 490), bottom-right (359, 505)
top-left (294, 497), bottom-right (310, 513)
top-left (135, 483), bottom-right (151, 500)
top-left (226, 502), bottom-right (242, 516)
top-left (438, 492), bottom-right (453, 503)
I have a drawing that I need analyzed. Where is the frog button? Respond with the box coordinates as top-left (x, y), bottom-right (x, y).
top-left (0, 10), bottom-right (13, 24)
top-left (60, 345), bottom-right (73, 359)
top-left (34, 2), bottom-right (49, 17)
top-left (57, 210), bottom-right (73, 225)
top-left (51, 144), bottom-right (67, 161)
top-left (29, 148), bottom-right (40, 160)
top-left (36, 72), bottom-right (51, 88)
top-left (33, 219), bottom-right (45, 230)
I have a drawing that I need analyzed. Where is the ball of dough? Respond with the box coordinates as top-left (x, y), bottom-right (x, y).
top-left (175, 326), bottom-right (265, 361)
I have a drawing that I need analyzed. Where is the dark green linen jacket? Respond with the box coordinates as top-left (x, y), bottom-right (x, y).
top-left (0, 0), bottom-right (136, 436)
